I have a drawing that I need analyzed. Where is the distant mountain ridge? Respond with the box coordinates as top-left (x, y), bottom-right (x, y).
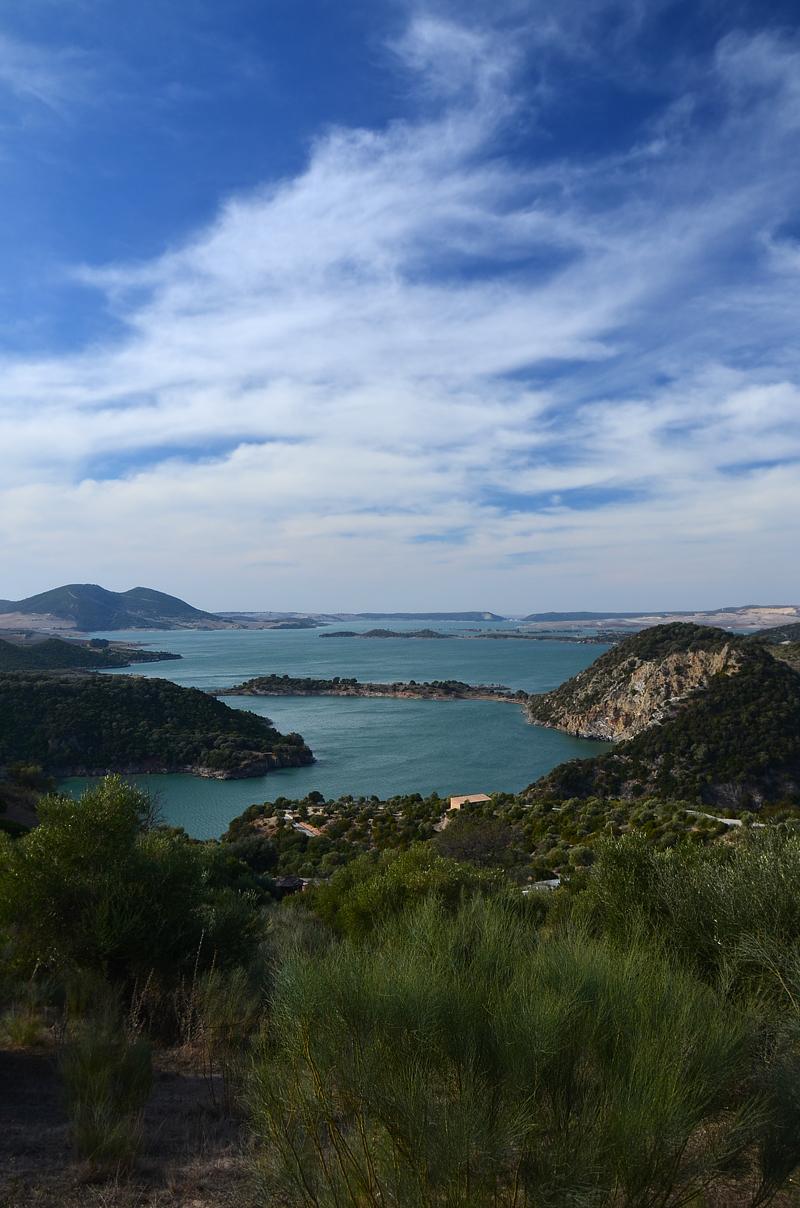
top-left (0, 584), bottom-right (227, 632)
top-left (522, 605), bottom-right (800, 629)
top-left (337, 612), bottom-right (506, 622)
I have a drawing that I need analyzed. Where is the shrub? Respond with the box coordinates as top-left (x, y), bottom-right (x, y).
top-left (304, 843), bottom-right (511, 938)
top-left (572, 829), bottom-right (800, 996)
top-left (191, 966), bottom-right (264, 1112)
top-left (249, 897), bottom-right (778, 1206)
top-left (0, 1003), bottom-right (46, 1047)
top-left (0, 777), bottom-right (263, 987)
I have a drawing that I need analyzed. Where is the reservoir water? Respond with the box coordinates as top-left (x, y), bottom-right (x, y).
top-left (63, 622), bottom-right (611, 838)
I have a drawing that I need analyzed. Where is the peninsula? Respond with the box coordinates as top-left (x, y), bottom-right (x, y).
top-left (0, 672), bottom-right (314, 779)
top-left (216, 674), bottom-right (525, 703)
top-left (525, 623), bottom-right (800, 807)
top-left (0, 634), bottom-right (180, 671)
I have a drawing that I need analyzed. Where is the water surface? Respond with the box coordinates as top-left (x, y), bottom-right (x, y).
top-left (63, 622), bottom-right (610, 838)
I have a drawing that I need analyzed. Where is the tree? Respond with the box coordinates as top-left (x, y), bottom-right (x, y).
top-left (0, 777), bottom-right (261, 983)
top-left (434, 813), bottom-right (526, 869)
top-left (305, 844), bottom-right (509, 938)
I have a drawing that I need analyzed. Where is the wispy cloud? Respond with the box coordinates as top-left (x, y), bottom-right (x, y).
top-left (0, 30), bottom-right (88, 111)
top-left (0, 5), bottom-right (799, 608)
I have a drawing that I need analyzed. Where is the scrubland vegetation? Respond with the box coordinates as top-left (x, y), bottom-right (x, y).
top-left (4, 777), bottom-right (800, 1204)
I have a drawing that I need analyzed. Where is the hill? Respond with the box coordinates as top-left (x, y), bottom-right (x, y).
top-left (522, 611), bottom-right (680, 623)
top-left (0, 636), bottom-right (179, 671)
top-left (0, 584), bottom-right (227, 631)
top-left (526, 624), bottom-right (745, 741)
top-left (0, 673), bottom-right (313, 778)
top-left (526, 625), bottom-right (800, 807)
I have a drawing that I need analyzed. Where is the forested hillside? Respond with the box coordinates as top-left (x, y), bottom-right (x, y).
top-left (0, 673), bottom-right (313, 777)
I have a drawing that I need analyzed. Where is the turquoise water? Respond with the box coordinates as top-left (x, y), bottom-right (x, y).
top-left (62, 623), bottom-right (611, 838)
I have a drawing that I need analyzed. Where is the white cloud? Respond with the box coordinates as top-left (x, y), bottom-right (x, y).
top-left (1, 11), bottom-right (799, 609)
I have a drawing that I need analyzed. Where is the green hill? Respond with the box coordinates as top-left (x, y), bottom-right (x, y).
top-left (526, 623), bottom-right (744, 741)
top-left (0, 584), bottom-right (223, 631)
top-left (529, 633), bottom-right (800, 808)
top-left (0, 673), bottom-right (314, 778)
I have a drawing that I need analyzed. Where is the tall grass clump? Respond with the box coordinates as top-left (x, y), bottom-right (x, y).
top-left (248, 895), bottom-right (782, 1207)
top-left (59, 976), bottom-right (152, 1174)
top-left (0, 967), bottom-right (52, 1047)
top-left (191, 965), bottom-right (264, 1112)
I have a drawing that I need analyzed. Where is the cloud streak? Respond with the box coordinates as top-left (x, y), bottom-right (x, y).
top-left (1, 5), bottom-right (799, 609)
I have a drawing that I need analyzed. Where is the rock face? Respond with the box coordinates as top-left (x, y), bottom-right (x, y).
top-left (526, 624), bottom-right (746, 741)
top-left (528, 635), bottom-right (800, 807)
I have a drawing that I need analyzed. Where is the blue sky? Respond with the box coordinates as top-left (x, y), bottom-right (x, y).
top-left (0, 0), bottom-right (799, 611)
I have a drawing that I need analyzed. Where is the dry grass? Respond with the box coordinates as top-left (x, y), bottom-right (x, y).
top-left (0, 1042), bottom-right (254, 1208)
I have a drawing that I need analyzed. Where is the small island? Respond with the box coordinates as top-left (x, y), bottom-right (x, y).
top-left (216, 673), bottom-right (526, 703)
top-left (320, 628), bottom-right (453, 639)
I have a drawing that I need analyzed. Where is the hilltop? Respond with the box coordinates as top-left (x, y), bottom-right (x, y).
top-left (0, 584), bottom-right (228, 632)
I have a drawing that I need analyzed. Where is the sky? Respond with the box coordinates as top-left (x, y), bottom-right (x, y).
top-left (0, 0), bottom-right (799, 613)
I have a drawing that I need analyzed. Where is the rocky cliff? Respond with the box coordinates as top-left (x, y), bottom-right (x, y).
top-left (526, 624), bottom-right (746, 740)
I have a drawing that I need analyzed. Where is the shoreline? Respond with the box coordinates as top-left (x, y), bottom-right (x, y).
top-left (55, 750), bottom-right (315, 781)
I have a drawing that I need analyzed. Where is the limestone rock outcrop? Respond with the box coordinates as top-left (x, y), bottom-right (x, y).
top-left (526, 625), bottom-right (745, 741)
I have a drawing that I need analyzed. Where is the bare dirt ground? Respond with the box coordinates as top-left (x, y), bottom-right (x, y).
top-left (0, 1047), bottom-right (254, 1208)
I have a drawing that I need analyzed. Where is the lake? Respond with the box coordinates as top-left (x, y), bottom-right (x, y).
top-left (62, 622), bottom-right (611, 838)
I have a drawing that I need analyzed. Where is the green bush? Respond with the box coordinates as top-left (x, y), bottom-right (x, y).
top-left (249, 896), bottom-right (781, 1206)
top-left (0, 777), bottom-right (263, 985)
top-left (305, 843), bottom-right (512, 937)
top-left (571, 829), bottom-right (800, 997)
